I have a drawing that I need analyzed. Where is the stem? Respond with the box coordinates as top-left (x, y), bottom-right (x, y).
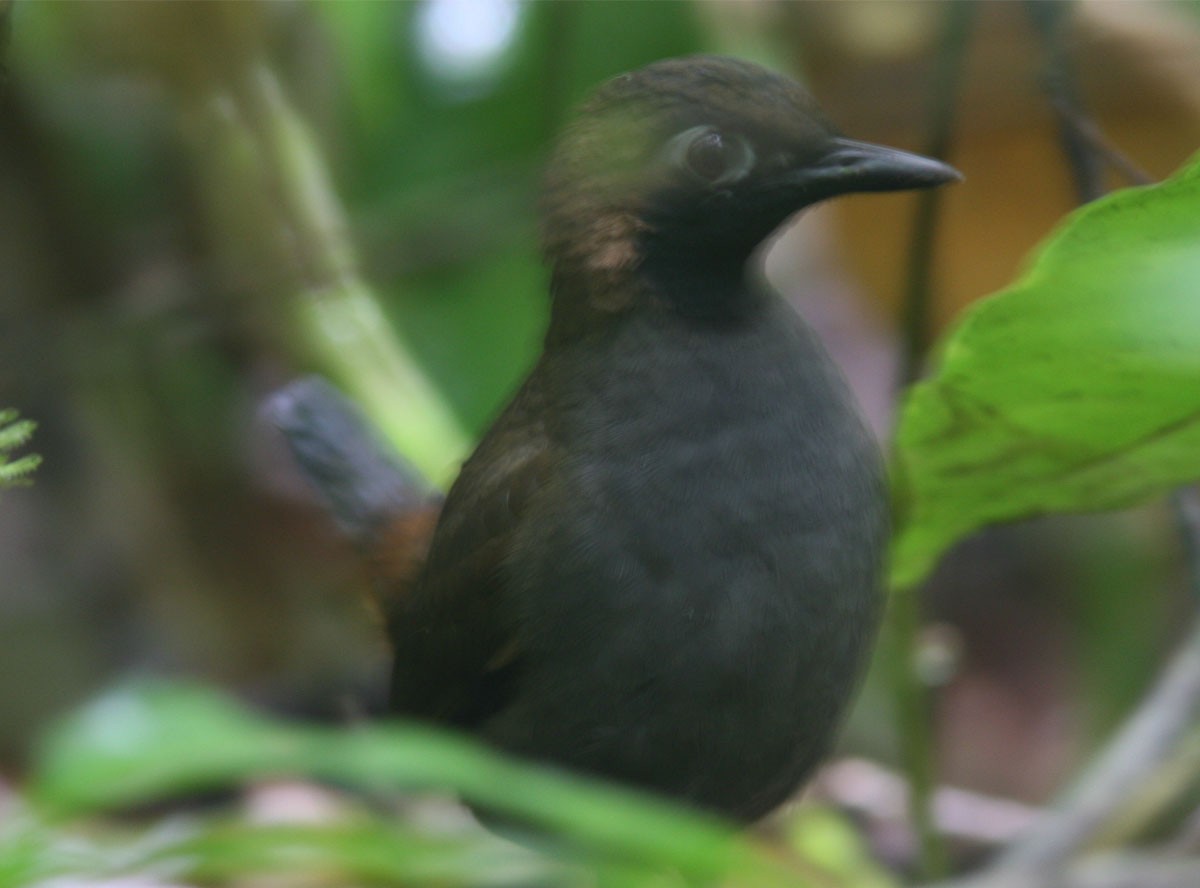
top-left (897, 0), bottom-right (976, 388)
top-left (883, 588), bottom-right (947, 876)
top-left (1028, 0), bottom-right (1153, 195)
top-left (1026, 1), bottom-right (1106, 204)
top-left (155, 4), bottom-right (469, 485)
top-left (892, 2), bottom-right (976, 879)
top-left (230, 61), bottom-right (469, 484)
top-left (0, 0), bottom-right (11, 92)
top-left (1043, 92), bottom-right (1154, 188)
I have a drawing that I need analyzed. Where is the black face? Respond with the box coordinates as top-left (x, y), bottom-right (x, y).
top-left (640, 118), bottom-right (824, 261)
top-left (640, 115), bottom-right (960, 264)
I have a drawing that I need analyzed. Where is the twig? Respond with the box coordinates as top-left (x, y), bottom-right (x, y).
top-left (1028, 1), bottom-right (1153, 195)
top-left (993, 609), bottom-right (1200, 869)
top-left (818, 758), bottom-right (1040, 848)
top-left (891, 2), bottom-right (976, 880)
top-left (932, 852), bottom-right (1200, 888)
top-left (1026, 1), bottom-right (1106, 204)
top-left (1043, 92), bottom-right (1154, 188)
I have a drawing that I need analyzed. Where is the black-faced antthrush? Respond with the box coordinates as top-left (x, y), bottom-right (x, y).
top-left (276, 54), bottom-right (959, 821)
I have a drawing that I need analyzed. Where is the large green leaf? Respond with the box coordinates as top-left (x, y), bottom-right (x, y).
top-left (27, 682), bottom-right (848, 887)
top-left (892, 152), bottom-right (1200, 588)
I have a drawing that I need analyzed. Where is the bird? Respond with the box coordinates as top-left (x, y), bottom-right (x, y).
top-left (274, 54), bottom-right (959, 822)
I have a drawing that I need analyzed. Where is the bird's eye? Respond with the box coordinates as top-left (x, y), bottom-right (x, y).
top-left (668, 126), bottom-right (755, 186)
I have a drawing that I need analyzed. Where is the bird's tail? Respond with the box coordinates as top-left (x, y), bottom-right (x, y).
top-left (266, 376), bottom-right (442, 628)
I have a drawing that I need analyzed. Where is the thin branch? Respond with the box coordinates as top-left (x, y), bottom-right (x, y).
top-left (1043, 92), bottom-right (1154, 188)
top-left (995, 615), bottom-right (1200, 869)
top-left (1029, 0), bottom-right (1153, 195)
top-left (1026, 1), bottom-right (1106, 204)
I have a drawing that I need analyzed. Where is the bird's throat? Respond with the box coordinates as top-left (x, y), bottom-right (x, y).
top-left (648, 253), bottom-right (768, 322)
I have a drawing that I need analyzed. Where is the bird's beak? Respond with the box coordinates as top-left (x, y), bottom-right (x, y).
top-left (789, 137), bottom-right (962, 197)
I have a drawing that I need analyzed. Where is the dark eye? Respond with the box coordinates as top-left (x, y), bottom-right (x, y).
top-left (668, 126), bottom-right (755, 186)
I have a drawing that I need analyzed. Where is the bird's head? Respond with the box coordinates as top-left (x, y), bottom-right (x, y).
top-left (540, 55), bottom-right (959, 317)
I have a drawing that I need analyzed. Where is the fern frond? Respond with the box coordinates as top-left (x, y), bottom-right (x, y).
top-left (0, 408), bottom-right (40, 489)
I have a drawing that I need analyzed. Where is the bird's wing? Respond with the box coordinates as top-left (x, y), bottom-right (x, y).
top-left (387, 373), bottom-right (553, 727)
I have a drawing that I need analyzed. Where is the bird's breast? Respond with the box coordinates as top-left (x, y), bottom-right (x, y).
top-left (520, 304), bottom-right (886, 679)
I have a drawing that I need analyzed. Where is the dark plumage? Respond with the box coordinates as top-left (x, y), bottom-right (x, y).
top-left (298, 55), bottom-right (959, 822)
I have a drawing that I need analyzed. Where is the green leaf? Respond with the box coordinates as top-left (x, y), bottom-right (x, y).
top-left (784, 808), bottom-right (895, 888)
top-left (892, 152), bottom-right (1200, 589)
top-left (138, 822), bottom-right (573, 887)
top-left (30, 682), bottom-right (819, 887)
top-left (0, 791), bottom-right (571, 888)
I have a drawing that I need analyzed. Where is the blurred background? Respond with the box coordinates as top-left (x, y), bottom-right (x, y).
top-left (3, 0), bottom-right (1200, 846)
